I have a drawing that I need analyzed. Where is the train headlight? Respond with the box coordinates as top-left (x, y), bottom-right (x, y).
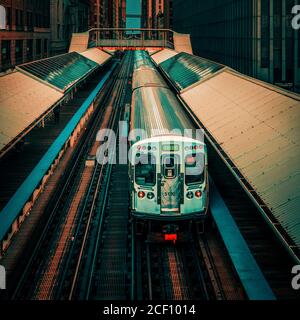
top-left (147, 192), bottom-right (155, 200)
top-left (138, 191), bottom-right (145, 199)
top-left (186, 192), bottom-right (194, 199)
top-left (195, 190), bottom-right (202, 198)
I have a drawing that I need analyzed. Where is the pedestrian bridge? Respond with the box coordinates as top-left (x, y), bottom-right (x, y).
top-left (69, 28), bottom-right (193, 54)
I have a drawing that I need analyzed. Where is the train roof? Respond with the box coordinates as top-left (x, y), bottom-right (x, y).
top-left (132, 68), bottom-right (168, 91)
top-left (134, 50), bottom-right (156, 70)
top-left (131, 86), bottom-right (197, 139)
top-left (131, 135), bottom-right (205, 147)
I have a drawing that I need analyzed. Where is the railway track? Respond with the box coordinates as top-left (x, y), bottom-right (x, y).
top-left (143, 241), bottom-right (212, 300)
top-left (132, 230), bottom-right (232, 301)
top-left (56, 52), bottom-right (133, 300)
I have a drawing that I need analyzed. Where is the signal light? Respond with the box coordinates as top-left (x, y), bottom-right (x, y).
top-left (165, 234), bottom-right (178, 242)
top-left (195, 190), bottom-right (202, 198)
top-left (187, 191), bottom-right (194, 199)
top-left (138, 191), bottom-right (145, 199)
top-left (147, 192), bottom-right (155, 200)
top-left (186, 156), bottom-right (196, 165)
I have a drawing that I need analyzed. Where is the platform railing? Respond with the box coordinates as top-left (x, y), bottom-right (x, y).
top-left (87, 28), bottom-right (175, 49)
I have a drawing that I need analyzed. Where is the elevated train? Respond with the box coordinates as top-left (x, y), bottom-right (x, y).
top-left (129, 51), bottom-right (209, 240)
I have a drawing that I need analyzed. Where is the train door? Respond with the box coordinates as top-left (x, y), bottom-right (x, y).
top-left (160, 155), bottom-right (181, 213)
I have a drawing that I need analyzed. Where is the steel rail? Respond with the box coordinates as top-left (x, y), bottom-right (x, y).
top-left (67, 52), bottom-right (133, 300)
top-left (10, 63), bottom-right (119, 300)
top-left (53, 60), bottom-right (123, 300)
top-left (84, 56), bottom-right (132, 299)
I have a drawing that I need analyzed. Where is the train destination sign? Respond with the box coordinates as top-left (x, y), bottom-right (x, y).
top-left (162, 145), bottom-right (180, 152)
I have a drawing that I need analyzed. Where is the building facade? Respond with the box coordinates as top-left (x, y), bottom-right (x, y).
top-left (164, 0), bottom-right (173, 30)
top-left (141, 0), bottom-right (166, 29)
top-left (50, 0), bottom-right (90, 55)
top-left (172, 0), bottom-right (300, 92)
top-left (0, 0), bottom-right (51, 72)
top-left (90, 0), bottom-right (126, 29)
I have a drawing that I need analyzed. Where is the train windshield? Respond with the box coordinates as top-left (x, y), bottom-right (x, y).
top-left (135, 153), bottom-right (156, 186)
top-left (185, 154), bottom-right (205, 185)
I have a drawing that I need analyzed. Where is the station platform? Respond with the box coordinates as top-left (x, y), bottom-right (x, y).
top-left (0, 62), bottom-right (117, 250)
top-left (210, 178), bottom-right (276, 300)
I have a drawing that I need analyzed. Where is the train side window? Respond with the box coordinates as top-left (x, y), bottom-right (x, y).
top-left (135, 153), bottom-right (156, 186)
top-left (185, 154), bottom-right (204, 185)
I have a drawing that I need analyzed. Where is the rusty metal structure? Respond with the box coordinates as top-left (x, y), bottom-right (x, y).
top-left (88, 28), bottom-right (175, 50)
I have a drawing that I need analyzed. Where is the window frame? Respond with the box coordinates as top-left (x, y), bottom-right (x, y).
top-left (135, 153), bottom-right (157, 187)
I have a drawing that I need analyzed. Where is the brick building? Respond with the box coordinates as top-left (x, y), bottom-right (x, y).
top-left (0, 0), bottom-right (51, 72)
top-left (141, 0), bottom-right (168, 29)
top-left (90, 0), bottom-right (126, 29)
top-left (50, 0), bottom-right (90, 55)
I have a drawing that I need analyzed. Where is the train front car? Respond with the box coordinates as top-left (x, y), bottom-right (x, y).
top-left (129, 51), bottom-right (209, 241)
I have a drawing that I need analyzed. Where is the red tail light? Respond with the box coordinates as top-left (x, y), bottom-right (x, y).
top-left (195, 190), bottom-right (202, 198)
top-left (138, 191), bottom-right (145, 199)
top-left (165, 234), bottom-right (178, 242)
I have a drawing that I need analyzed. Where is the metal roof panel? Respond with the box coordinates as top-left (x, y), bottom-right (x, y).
top-left (17, 52), bottom-right (98, 92)
top-left (181, 69), bottom-right (300, 249)
top-left (160, 52), bottom-right (225, 92)
top-left (151, 49), bottom-right (179, 65)
top-left (0, 71), bottom-right (63, 152)
top-left (79, 48), bottom-right (111, 65)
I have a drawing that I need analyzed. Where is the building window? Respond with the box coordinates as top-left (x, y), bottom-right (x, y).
top-left (36, 39), bottom-right (42, 57)
top-left (27, 12), bottom-right (33, 31)
top-left (26, 39), bottom-right (33, 61)
top-left (20, 10), bottom-right (24, 27)
top-left (1, 40), bottom-right (11, 69)
top-left (15, 40), bottom-right (23, 65)
top-left (0, 5), bottom-right (6, 30)
top-left (44, 39), bottom-right (48, 55)
top-left (261, 0), bottom-right (270, 68)
top-left (273, 0), bottom-right (282, 82)
top-left (286, 0), bottom-right (295, 82)
top-left (298, 32), bottom-right (300, 69)
top-left (6, 7), bottom-right (11, 30)
top-left (15, 9), bottom-right (24, 30)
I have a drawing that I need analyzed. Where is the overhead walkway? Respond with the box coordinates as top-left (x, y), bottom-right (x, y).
top-left (69, 28), bottom-right (193, 53)
top-left (152, 49), bottom-right (300, 263)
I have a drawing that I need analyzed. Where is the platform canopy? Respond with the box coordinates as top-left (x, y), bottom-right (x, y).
top-left (0, 71), bottom-right (63, 152)
top-left (79, 48), bottom-right (112, 65)
top-left (151, 48), bottom-right (179, 65)
top-left (17, 52), bottom-right (98, 92)
top-left (0, 49), bottom-right (112, 157)
top-left (159, 52), bottom-right (225, 92)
